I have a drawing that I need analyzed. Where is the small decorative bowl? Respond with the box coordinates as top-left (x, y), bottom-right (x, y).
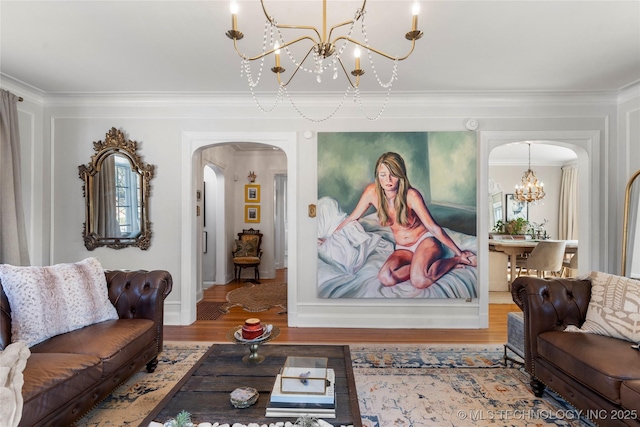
top-left (230, 387), bottom-right (259, 408)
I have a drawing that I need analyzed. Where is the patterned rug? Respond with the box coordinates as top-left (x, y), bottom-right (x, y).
top-left (196, 301), bottom-right (225, 320)
top-left (218, 282), bottom-right (287, 314)
top-left (75, 342), bottom-right (211, 427)
top-left (75, 343), bottom-right (593, 427)
top-left (350, 344), bottom-right (592, 427)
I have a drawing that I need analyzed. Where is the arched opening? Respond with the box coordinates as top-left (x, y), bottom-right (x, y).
top-left (180, 131), bottom-right (298, 325)
top-left (481, 131), bottom-right (599, 294)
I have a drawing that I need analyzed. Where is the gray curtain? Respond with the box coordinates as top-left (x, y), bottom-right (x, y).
top-left (558, 166), bottom-right (578, 240)
top-left (0, 90), bottom-right (30, 265)
top-left (94, 155), bottom-right (120, 237)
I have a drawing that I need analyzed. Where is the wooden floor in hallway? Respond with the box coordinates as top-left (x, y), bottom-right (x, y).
top-left (163, 269), bottom-right (521, 345)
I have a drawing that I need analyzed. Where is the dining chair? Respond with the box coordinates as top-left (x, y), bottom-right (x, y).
top-left (562, 252), bottom-right (578, 277)
top-left (517, 240), bottom-right (567, 278)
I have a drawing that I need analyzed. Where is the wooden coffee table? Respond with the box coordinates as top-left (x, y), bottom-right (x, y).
top-left (141, 344), bottom-right (362, 426)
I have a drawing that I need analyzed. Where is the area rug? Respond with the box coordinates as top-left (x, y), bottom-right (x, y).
top-left (350, 344), bottom-right (593, 427)
top-left (218, 281), bottom-right (287, 314)
top-left (77, 343), bottom-right (594, 427)
top-left (196, 301), bottom-right (225, 320)
top-left (75, 342), bottom-right (211, 427)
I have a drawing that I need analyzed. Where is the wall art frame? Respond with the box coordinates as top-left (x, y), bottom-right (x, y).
top-left (245, 184), bottom-right (260, 203)
top-left (317, 131), bottom-right (478, 299)
top-left (505, 193), bottom-right (528, 221)
top-left (245, 205), bottom-right (260, 223)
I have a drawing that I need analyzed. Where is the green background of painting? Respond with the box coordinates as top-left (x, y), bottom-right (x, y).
top-left (317, 131), bottom-right (477, 234)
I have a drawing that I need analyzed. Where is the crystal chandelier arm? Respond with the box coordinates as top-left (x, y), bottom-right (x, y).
top-left (326, 18), bottom-right (361, 42)
top-left (326, 0), bottom-right (367, 41)
top-left (332, 36), bottom-right (419, 61)
top-left (260, 0), bottom-right (324, 41)
top-left (336, 56), bottom-right (360, 88)
top-left (271, 24), bottom-right (322, 42)
top-left (233, 36), bottom-right (317, 61)
top-left (276, 46), bottom-right (316, 87)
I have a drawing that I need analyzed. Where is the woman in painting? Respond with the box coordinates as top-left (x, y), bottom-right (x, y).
top-left (331, 152), bottom-right (476, 289)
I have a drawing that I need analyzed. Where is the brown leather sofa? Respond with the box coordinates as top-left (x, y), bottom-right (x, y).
top-left (512, 276), bottom-right (640, 427)
top-left (0, 270), bottom-right (172, 427)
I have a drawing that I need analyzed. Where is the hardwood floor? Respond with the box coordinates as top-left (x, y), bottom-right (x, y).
top-left (164, 269), bottom-right (521, 345)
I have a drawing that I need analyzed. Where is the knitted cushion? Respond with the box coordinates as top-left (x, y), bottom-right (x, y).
top-left (0, 258), bottom-right (118, 347)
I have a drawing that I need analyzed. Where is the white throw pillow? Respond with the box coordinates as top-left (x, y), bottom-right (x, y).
top-left (0, 257), bottom-right (118, 347)
top-left (0, 341), bottom-right (30, 427)
top-left (569, 271), bottom-right (640, 343)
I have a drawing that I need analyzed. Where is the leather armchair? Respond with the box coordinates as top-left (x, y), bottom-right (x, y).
top-left (511, 276), bottom-right (640, 427)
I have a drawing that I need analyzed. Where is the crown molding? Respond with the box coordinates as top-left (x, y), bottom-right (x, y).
top-left (0, 72), bottom-right (628, 109)
top-left (617, 80), bottom-right (640, 104)
top-left (0, 74), bottom-right (46, 104)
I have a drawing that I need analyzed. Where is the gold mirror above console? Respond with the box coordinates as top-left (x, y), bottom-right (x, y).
top-left (79, 127), bottom-right (154, 250)
top-left (621, 169), bottom-right (640, 278)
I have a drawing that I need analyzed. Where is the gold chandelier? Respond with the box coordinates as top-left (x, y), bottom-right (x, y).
top-left (226, 0), bottom-right (423, 122)
top-left (515, 143), bottom-right (545, 204)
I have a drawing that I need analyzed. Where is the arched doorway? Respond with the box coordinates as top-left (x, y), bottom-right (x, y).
top-left (180, 131), bottom-right (298, 325)
top-left (480, 130), bottom-right (600, 293)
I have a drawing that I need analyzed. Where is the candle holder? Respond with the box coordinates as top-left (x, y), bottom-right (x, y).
top-left (227, 324), bottom-right (280, 364)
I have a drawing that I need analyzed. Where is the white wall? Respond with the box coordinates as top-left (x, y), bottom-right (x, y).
top-left (232, 150), bottom-right (288, 281)
top-left (5, 78), bottom-right (639, 328)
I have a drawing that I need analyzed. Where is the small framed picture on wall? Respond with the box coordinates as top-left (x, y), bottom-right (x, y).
top-left (245, 205), bottom-right (260, 223)
top-left (245, 184), bottom-right (260, 203)
top-left (505, 193), bottom-right (528, 221)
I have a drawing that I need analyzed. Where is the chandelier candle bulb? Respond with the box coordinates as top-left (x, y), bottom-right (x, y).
top-left (354, 47), bottom-right (361, 70)
top-left (412, 2), bottom-right (420, 31)
top-left (230, 1), bottom-right (238, 31)
top-left (274, 42), bottom-right (281, 67)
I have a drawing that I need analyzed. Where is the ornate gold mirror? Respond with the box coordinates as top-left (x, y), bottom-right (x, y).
top-left (79, 127), bottom-right (154, 250)
top-left (621, 169), bottom-right (640, 278)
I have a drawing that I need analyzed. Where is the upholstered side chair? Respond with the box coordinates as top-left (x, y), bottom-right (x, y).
top-left (232, 228), bottom-right (263, 282)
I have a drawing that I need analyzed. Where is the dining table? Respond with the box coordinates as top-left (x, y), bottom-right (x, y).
top-left (489, 239), bottom-right (578, 288)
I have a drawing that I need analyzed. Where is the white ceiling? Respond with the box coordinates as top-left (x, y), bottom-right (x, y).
top-left (1, 0), bottom-right (639, 96)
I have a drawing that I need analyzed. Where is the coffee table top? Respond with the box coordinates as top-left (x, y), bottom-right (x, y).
top-left (142, 344), bottom-right (362, 427)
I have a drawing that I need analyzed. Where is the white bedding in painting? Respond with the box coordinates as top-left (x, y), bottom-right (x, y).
top-left (317, 196), bottom-right (478, 299)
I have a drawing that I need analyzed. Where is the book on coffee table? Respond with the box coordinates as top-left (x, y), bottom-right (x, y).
top-left (266, 398), bottom-right (336, 419)
top-left (265, 409), bottom-right (336, 419)
top-left (268, 400), bottom-right (336, 410)
top-left (269, 369), bottom-right (335, 404)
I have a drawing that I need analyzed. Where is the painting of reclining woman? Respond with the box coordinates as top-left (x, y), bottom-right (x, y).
top-left (317, 132), bottom-right (478, 299)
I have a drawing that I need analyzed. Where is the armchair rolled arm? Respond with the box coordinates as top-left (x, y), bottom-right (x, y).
top-left (511, 276), bottom-right (591, 372)
top-left (106, 270), bottom-right (172, 318)
top-left (106, 270), bottom-right (173, 351)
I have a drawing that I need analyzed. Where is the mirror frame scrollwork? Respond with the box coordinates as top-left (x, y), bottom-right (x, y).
top-left (78, 127), bottom-right (154, 250)
top-left (621, 169), bottom-right (640, 277)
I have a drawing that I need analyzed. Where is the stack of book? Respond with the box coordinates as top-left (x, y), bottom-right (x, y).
top-left (265, 369), bottom-right (336, 418)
